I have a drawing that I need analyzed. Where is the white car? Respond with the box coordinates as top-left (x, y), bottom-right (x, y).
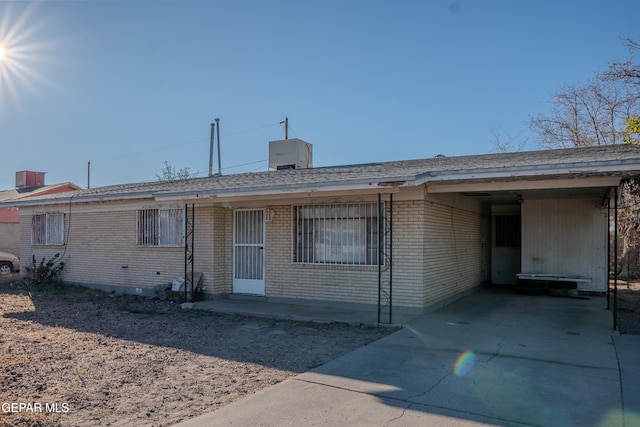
top-left (0, 251), bottom-right (20, 274)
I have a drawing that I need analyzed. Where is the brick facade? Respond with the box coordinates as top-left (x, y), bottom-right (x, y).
top-left (18, 190), bottom-right (489, 313)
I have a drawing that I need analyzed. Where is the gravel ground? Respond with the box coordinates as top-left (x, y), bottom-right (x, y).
top-left (0, 275), bottom-right (392, 427)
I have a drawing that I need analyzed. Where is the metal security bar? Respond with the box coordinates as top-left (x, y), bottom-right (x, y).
top-left (234, 210), bottom-right (265, 280)
top-left (137, 208), bottom-right (184, 246)
top-left (137, 209), bottom-right (158, 246)
top-left (294, 203), bottom-right (381, 266)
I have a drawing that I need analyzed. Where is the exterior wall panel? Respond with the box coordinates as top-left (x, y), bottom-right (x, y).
top-left (521, 198), bottom-right (607, 291)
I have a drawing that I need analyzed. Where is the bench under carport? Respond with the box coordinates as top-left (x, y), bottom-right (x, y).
top-left (516, 273), bottom-right (592, 295)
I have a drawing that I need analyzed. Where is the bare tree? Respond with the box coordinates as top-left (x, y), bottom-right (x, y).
top-left (606, 37), bottom-right (640, 86)
top-left (529, 77), bottom-right (639, 148)
top-left (156, 161), bottom-right (194, 182)
top-left (492, 128), bottom-right (528, 153)
top-left (528, 37), bottom-right (640, 278)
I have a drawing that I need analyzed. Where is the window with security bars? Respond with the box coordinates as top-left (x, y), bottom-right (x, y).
top-left (293, 203), bottom-right (382, 265)
top-left (32, 213), bottom-right (65, 245)
top-left (137, 208), bottom-right (184, 246)
top-left (495, 215), bottom-right (521, 247)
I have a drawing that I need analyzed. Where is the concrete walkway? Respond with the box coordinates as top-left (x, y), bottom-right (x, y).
top-left (189, 297), bottom-right (418, 326)
top-left (176, 289), bottom-right (640, 426)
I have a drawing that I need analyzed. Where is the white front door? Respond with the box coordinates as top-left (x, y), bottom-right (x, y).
top-left (233, 209), bottom-right (265, 295)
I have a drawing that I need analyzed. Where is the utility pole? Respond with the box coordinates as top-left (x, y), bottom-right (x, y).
top-left (87, 160), bottom-right (91, 189)
top-left (215, 118), bottom-right (221, 175)
top-left (280, 116), bottom-right (289, 139)
top-left (208, 122), bottom-right (215, 177)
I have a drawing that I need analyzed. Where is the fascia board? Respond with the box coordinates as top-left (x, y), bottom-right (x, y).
top-left (415, 160), bottom-right (640, 185)
top-left (153, 179), bottom-right (411, 202)
top-left (0, 191), bottom-right (157, 208)
top-left (427, 176), bottom-right (622, 194)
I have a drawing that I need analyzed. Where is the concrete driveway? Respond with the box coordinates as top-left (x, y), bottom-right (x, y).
top-left (176, 288), bottom-right (640, 426)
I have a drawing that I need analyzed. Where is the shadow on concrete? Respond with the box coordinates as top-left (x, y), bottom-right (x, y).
top-left (177, 287), bottom-right (639, 427)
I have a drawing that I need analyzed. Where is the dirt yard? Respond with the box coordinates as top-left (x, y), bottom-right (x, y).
top-left (614, 280), bottom-right (640, 335)
top-left (0, 275), bottom-right (392, 427)
top-left (1, 275), bottom-right (639, 427)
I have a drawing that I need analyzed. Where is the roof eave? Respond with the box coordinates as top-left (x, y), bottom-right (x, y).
top-left (154, 179), bottom-right (414, 202)
top-left (0, 191), bottom-right (158, 208)
top-left (415, 161), bottom-right (640, 185)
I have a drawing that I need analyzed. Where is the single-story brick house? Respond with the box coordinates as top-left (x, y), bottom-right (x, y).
top-left (2, 143), bottom-right (639, 318)
top-left (0, 171), bottom-right (80, 256)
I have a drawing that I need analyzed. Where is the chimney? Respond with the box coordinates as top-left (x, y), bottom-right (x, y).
top-left (15, 171), bottom-right (45, 189)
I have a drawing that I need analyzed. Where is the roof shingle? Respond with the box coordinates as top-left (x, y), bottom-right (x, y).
top-left (4, 144), bottom-right (640, 205)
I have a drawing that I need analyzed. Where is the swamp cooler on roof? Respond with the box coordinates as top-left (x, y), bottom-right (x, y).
top-left (268, 138), bottom-right (313, 170)
top-left (15, 171), bottom-right (45, 189)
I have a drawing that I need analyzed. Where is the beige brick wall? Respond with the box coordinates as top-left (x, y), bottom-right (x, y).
top-left (212, 206), bottom-right (233, 294)
top-left (17, 191), bottom-right (489, 312)
top-left (19, 203), bottom-right (220, 295)
top-left (263, 199), bottom-right (426, 311)
top-left (423, 199), bottom-right (488, 309)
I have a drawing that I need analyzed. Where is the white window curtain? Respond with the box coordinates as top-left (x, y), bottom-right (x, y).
top-left (294, 203), bottom-right (381, 266)
top-left (137, 208), bottom-right (184, 246)
top-left (31, 213), bottom-right (65, 245)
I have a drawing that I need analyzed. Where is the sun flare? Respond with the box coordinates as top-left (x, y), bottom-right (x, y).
top-left (0, 2), bottom-right (57, 114)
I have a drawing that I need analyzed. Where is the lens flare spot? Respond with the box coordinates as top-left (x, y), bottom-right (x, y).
top-left (453, 350), bottom-right (477, 377)
top-left (0, 46), bottom-right (5, 59)
top-left (598, 409), bottom-right (640, 426)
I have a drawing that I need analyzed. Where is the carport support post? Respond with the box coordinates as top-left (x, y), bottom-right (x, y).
top-left (613, 186), bottom-right (619, 331)
top-left (377, 194), bottom-right (382, 324)
top-left (607, 197), bottom-right (611, 310)
top-left (388, 192), bottom-right (393, 325)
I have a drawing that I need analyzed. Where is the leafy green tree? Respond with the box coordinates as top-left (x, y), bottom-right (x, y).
top-left (624, 116), bottom-right (640, 144)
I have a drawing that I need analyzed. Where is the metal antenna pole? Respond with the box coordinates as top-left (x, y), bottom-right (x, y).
top-left (87, 160), bottom-right (91, 189)
top-left (215, 118), bottom-right (221, 175)
top-left (208, 122), bottom-right (215, 177)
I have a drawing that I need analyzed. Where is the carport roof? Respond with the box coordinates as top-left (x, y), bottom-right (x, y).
top-left (3, 143), bottom-right (640, 206)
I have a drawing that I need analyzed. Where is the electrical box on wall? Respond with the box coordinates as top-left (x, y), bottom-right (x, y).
top-left (268, 138), bottom-right (313, 170)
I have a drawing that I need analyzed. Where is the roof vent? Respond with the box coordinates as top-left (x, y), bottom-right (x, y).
top-left (15, 171), bottom-right (45, 189)
top-left (268, 138), bottom-right (313, 170)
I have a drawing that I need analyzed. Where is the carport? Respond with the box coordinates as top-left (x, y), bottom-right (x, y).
top-left (423, 164), bottom-right (626, 330)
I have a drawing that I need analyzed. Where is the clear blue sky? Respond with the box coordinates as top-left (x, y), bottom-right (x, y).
top-left (1, 0), bottom-right (638, 190)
